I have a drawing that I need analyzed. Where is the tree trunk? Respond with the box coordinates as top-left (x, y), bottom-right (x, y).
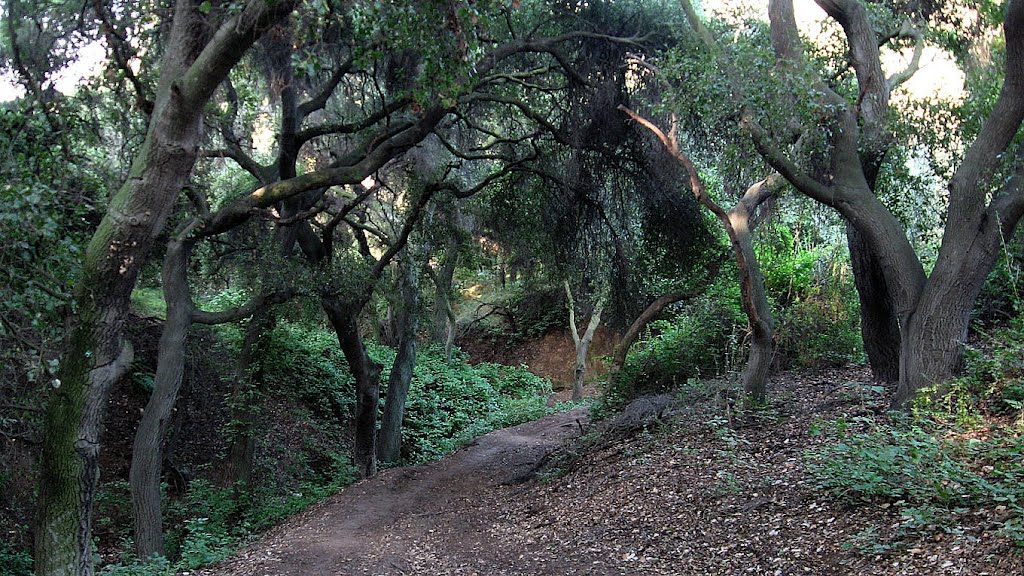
top-left (619, 106), bottom-right (779, 405)
top-left (222, 306), bottom-right (275, 489)
top-left (323, 298), bottom-right (383, 478)
top-left (846, 224), bottom-right (901, 383)
top-left (33, 3), bottom-right (295, 571)
top-left (895, 221), bottom-right (1006, 405)
top-left (378, 261), bottom-right (422, 463)
top-left (129, 238), bottom-right (194, 559)
top-left (565, 282), bottom-right (603, 401)
top-left (730, 197), bottom-right (775, 405)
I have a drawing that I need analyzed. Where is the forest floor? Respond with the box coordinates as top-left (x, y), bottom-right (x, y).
top-left (194, 367), bottom-right (1024, 576)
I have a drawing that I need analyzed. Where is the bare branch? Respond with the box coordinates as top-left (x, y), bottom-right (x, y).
top-left (885, 21), bottom-right (925, 90)
top-left (297, 56), bottom-right (355, 119)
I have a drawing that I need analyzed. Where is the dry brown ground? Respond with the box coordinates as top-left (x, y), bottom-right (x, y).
top-left (193, 367), bottom-right (1023, 576)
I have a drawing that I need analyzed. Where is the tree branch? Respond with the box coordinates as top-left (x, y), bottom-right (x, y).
top-left (192, 289), bottom-right (296, 325)
top-left (92, 0), bottom-right (153, 115)
top-left (297, 56), bottom-right (355, 119)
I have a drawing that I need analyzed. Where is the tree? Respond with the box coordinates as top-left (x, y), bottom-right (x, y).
top-left (619, 107), bottom-right (781, 403)
top-left (32, 2), bottom-right (297, 573)
top-left (742, 0), bottom-right (1024, 404)
top-left (564, 281), bottom-right (604, 400)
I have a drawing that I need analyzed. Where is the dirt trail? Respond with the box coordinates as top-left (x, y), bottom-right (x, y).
top-left (198, 407), bottom-right (588, 576)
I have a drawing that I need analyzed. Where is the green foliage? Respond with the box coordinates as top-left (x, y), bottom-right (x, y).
top-left (758, 223), bottom-right (863, 368)
top-left (129, 288), bottom-right (167, 320)
top-left (262, 321), bottom-right (357, 419)
top-left (806, 415), bottom-right (1024, 548)
top-left (602, 275), bottom-right (746, 413)
top-left (386, 346), bottom-right (552, 463)
top-left (0, 538), bottom-right (32, 576)
top-left (808, 319), bottom-right (1024, 551)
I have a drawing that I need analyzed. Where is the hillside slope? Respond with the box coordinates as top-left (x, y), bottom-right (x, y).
top-left (196, 367), bottom-right (1023, 575)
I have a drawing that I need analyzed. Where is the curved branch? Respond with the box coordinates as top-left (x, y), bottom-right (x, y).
top-left (200, 148), bottom-right (272, 183)
top-left (739, 106), bottom-right (837, 206)
top-left (192, 289), bottom-right (297, 325)
top-left (297, 56), bottom-right (355, 119)
top-left (885, 21), bottom-right (925, 90)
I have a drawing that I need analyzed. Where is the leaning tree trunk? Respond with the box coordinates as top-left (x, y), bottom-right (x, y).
top-left (33, 4), bottom-right (296, 572)
top-left (610, 293), bottom-right (687, 373)
top-left (846, 225), bottom-right (901, 383)
top-left (129, 233), bottom-right (289, 558)
top-left (610, 259), bottom-right (725, 374)
top-left (129, 238), bottom-right (193, 559)
top-left (430, 252), bottom-right (459, 362)
top-left (378, 259), bottom-right (422, 463)
top-left (323, 297), bottom-right (383, 478)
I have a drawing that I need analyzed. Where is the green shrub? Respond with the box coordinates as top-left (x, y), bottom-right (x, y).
top-left (806, 415), bottom-right (1024, 547)
top-left (0, 539), bottom-right (32, 576)
top-left (758, 224), bottom-right (863, 368)
top-left (394, 346), bottom-right (552, 463)
top-left (600, 276), bottom-right (746, 414)
top-left (774, 294), bottom-right (862, 368)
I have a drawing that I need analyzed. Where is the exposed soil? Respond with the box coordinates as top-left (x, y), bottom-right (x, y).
top-left (195, 407), bottom-right (590, 575)
top-left (457, 326), bottom-right (617, 389)
top-left (194, 367), bottom-right (1024, 576)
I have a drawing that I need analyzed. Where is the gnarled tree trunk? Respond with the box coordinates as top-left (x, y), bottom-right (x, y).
top-left (620, 106), bottom-right (779, 405)
top-left (323, 298), bottom-right (383, 478)
top-left (35, 3), bottom-right (297, 572)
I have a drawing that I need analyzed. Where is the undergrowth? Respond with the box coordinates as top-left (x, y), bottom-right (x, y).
top-left (805, 316), bottom-right (1024, 553)
top-left (87, 313), bottom-right (555, 575)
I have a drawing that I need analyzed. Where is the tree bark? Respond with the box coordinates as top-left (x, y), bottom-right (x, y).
top-left (323, 298), bottom-right (383, 478)
top-left (34, 2), bottom-right (297, 572)
top-left (846, 225), bottom-right (901, 383)
top-left (378, 259), bottom-right (422, 463)
top-left (895, 205), bottom-right (1017, 404)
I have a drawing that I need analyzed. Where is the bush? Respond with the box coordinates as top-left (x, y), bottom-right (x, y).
top-left (758, 224), bottom-right (863, 368)
top-left (805, 415), bottom-right (1024, 546)
top-left (807, 315), bottom-right (1024, 550)
top-left (600, 275), bottom-right (746, 413)
top-left (0, 539), bottom-right (32, 576)
top-left (393, 346), bottom-right (552, 463)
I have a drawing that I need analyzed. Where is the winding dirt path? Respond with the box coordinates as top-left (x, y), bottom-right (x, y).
top-left (197, 407), bottom-right (588, 575)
